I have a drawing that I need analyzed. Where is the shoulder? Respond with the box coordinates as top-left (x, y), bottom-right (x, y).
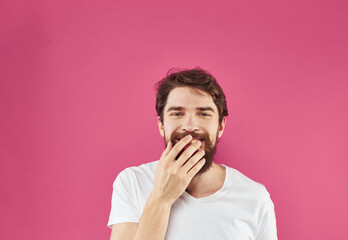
top-left (113, 161), bottom-right (158, 187)
top-left (121, 160), bottom-right (158, 177)
top-left (225, 165), bottom-right (271, 201)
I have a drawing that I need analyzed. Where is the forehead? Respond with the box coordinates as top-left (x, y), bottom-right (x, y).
top-left (165, 87), bottom-right (217, 111)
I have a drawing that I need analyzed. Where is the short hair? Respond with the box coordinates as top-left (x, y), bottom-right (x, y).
top-left (155, 68), bottom-right (228, 124)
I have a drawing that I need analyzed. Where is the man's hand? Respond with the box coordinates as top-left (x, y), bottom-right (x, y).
top-left (112, 136), bottom-right (205, 240)
top-left (150, 135), bottom-right (206, 205)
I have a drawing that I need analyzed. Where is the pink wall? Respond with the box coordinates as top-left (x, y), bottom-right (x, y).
top-left (1, 0), bottom-right (347, 239)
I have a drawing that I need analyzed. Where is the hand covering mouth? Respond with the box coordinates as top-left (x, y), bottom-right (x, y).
top-left (176, 137), bottom-right (204, 142)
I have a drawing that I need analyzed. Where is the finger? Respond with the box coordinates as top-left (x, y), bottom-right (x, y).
top-left (159, 141), bottom-right (173, 165)
top-left (176, 140), bottom-right (202, 166)
top-left (166, 135), bottom-right (193, 160)
top-left (187, 158), bottom-right (206, 179)
top-left (182, 149), bottom-right (205, 173)
top-left (163, 141), bottom-right (172, 156)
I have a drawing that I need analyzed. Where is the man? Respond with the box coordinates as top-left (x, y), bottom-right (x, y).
top-left (107, 68), bottom-right (278, 240)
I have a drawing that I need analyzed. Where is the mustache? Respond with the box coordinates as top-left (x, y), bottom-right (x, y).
top-left (170, 132), bottom-right (210, 144)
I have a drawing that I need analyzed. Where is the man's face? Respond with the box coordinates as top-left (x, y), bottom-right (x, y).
top-left (157, 87), bottom-right (226, 176)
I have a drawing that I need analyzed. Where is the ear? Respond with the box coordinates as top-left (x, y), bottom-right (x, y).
top-left (157, 116), bottom-right (165, 137)
top-left (217, 117), bottom-right (227, 138)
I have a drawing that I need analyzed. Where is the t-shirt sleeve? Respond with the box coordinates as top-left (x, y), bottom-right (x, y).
top-left (256, 191), bottom-right (278, 240)
top-left (107, 169), bottom-right (142, 228)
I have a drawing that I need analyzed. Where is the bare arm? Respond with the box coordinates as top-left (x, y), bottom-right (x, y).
top-left (110, 194), bottom-right (172, 240)
top-left (110, 223), bottom-right (138, 240)
top-left (110, 135), bottom-right (205, 240)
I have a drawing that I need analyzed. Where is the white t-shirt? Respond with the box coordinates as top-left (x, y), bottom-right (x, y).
top-left (107, 161), bottom-right (278, 240)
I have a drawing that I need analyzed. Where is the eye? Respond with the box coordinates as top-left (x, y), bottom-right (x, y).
top-left (170, 112), bottom-right (183, 116)
top-left (199, 112), bottom-right (211, 117)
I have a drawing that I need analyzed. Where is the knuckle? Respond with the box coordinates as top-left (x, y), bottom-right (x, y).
top-left (181, 152), bottom-right (190, 159)
top-left (195, 160), bottom-right (204, 168)
top-left (195, 151), bottom-right (203, 158)
top-left (171, 144), bottom-right (178, 151)
top-left (172, 146), bottom-right (181, 154)
top-left (193, 165), bottom-right (201, 172)
top-left (184, 149), bottom-right (195, 159)
top-left (189, 158), bottom-right (197, 165)
top-left (158, 159), bottom-right (167, 167)
top-left (175, 141), bottom-right (185, 149)
top-left (157, 161), bottom-right (164, 168)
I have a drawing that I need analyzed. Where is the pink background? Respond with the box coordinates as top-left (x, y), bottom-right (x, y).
top-left (1, 0), bottom-right (347, 239)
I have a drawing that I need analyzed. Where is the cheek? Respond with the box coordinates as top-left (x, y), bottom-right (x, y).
top-left (163, 123), bottom-right (179, 135)
top-left (209, 129), bottom-right (219, 145)
top-left (163, 128), bottom-right (175, 142)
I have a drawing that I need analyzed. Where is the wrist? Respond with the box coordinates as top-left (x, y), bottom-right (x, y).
top-left (148, 192), bottom-right (174, 208)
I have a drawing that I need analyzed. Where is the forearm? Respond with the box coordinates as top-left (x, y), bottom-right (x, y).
top-left (131, 136), bottom-right (203, 240)
top-left (132, 194), bottom-right (172, 240)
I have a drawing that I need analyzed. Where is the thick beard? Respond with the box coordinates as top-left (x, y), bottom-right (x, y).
top-left (163, 130), bottom-right (219, 177)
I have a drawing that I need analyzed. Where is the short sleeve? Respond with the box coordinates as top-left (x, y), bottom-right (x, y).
top-left (256, 192), bottom-right (278, 240)
top-left (107, 169), bottom-right (142, 228)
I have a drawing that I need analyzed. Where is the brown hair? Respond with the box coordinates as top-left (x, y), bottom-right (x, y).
top-left (155, 68), bottom-right (228, 124)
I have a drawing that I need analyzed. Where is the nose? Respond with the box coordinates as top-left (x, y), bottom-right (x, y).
top-left (181, 114), bottom-right (199, 133)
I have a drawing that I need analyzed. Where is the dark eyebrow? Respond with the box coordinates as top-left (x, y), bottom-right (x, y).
top-left (198, 107), bottom-right (216, 113)
top-left (166, 106), bottom-right (216, 113)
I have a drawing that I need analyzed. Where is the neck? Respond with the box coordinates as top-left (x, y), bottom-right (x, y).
top-left (185, 162), bottom-right (226, 198)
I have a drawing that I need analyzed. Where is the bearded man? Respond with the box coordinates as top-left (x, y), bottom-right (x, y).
top-left (107, 68), bottom-right (278, 240)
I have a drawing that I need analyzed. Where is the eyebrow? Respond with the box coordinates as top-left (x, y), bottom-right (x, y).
top-left (166, 106), bottom-right (216, 113)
